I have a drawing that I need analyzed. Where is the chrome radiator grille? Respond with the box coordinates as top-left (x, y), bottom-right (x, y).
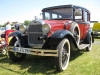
top-left (28, 24), bottom-right (43, 45)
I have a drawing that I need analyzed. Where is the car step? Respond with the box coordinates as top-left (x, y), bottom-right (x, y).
top-left (78, 44), bottom-right (90, 50)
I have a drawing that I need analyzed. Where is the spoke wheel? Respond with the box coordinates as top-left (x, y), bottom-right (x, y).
top-left (73, 27), bottom-right (80, 44)
top-left (13, 41), bottom-right (24, 58)
top-left (1, 47), bottom-right (7, 55)
top-left (56, 38), bottom-right (70, 71)
top-left (8, 38), bottom-right (26, 62)
top-left (86, 35), bottom-right (92, 51)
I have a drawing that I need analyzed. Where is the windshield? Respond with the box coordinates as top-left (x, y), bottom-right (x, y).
top-left (42, 7), bottom-right (73, 20)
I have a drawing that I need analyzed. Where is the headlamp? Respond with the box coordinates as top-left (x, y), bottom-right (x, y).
top-left (42, 23), bottom-right (51, 35)
top-left (19, 25), bottom-right (26, 33)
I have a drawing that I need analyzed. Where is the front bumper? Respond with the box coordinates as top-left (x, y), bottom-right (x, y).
top-left (8, 46), bottom-right (58, 57)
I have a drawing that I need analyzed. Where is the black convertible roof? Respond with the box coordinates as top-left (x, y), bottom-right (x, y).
top-left (42, 4), bottom-right (90, 13)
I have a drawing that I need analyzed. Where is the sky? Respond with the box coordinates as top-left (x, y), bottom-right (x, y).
top-left (0, 0), bottom-right (100, 24)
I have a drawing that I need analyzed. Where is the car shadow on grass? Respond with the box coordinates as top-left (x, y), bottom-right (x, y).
top-left (0, 55), bottom-right (58, 75)
top-left (70, 50), bottom-right (85, 61)
top-left (0, 50), bottom-right (87, 75)
top-left (20, 56), bottom-right (58, 75)
top-left (22, 50), bottom-right (86, 75)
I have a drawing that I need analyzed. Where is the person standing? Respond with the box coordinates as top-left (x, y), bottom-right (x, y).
top-left (14, 22), bottom-right (20, 30)
top-left (5, 21), bottom-right (11, 30)
top-left (5, 21), bottom-right (12, 44)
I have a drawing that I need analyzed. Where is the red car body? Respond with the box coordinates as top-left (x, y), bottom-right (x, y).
top-left (44, 20), bottom-right (90, 40)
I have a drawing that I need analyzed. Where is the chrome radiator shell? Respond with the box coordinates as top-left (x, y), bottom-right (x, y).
top-left (28, 21), bottom-right (43, 48)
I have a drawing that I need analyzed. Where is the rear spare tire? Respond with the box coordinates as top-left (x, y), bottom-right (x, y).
top-left (70, 22), bottom-right (80, 45)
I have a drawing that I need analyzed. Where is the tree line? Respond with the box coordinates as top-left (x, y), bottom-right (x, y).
top-left (0, 20), bottom-right (31, 27)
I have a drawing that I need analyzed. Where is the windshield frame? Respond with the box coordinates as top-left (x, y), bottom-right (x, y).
top-left (42, 7), bottom-right (74, 20)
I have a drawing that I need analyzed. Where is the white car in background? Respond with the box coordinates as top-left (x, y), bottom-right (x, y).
top-left (0, 27), bottom-right (5, 35)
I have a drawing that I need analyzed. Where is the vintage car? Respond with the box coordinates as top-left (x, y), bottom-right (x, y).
top-left (0, 29), bottom-right (14, 55)
top-left (8, 5), bottom-right (94, 71)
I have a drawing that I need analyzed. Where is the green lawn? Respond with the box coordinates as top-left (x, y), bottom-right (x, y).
top-left (0, 43), bottom-right (100, 75)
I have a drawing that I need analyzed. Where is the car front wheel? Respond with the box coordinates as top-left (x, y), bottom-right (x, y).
top-left (8, 38), bottom-right (26, 62)
top-left (56, 38), bottom-right (70, 71)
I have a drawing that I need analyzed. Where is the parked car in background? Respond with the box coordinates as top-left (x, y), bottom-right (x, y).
top-left (0, 29), bottom-right (14, 55)
top-left (8, 4), bottom-right (94, 72)
top-left (0, 27), bottom-right (5, 35)
top-left (92, 22), bottom-right (100, 37)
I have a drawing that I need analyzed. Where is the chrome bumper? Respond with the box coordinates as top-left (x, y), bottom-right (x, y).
top-left (7, 46), bottom-right (58, 57)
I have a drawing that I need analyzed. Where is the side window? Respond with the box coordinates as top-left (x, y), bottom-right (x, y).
top-left (74, 8), bottom-right (82, 20)
top-left (52, 14), bottom-right (57, 19)
top-left (87, 12), bottom-right (90, 21)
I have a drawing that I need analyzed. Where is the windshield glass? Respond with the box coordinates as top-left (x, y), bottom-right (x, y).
top-left (42, 7), bottom-right (73, 20)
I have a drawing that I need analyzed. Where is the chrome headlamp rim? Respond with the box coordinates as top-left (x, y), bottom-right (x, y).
top-left (19, 25), bottom-right (26, 33)
top-left (42, 23), bottom-right (51, 35)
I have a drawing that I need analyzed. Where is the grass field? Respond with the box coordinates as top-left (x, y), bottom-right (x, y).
top-left (0, 41), bottom-right (100, 75)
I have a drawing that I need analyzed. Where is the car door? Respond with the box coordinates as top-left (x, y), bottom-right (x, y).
top-left (74, 8), bottom-right (84, 40)
top-left (82, 10), bottom-right (90, 39)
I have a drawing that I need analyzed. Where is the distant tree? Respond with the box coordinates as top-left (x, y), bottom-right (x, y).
top-left (2, 23), bottom-right (6, 27)
top-left (20, 23), bottom-right (24, 25)
top-left (24, 20), bottom-right (31, 26)
top-left (45, 17), bottom-right (49, 19)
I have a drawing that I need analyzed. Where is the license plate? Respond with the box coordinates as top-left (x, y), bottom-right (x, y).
top-left (14, 47), bottom-right (31, 54)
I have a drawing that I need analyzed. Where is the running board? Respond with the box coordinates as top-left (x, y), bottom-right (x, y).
top-left (78, 44), bottom-right (90, 50)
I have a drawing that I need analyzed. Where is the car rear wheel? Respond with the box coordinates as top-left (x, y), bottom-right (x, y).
top-left (86, 35), bottom-right (92, 51)
top-left (56, 38), bottom-right (70, 71)
top-left (70, 22), bottom-right (80, 45)
top-left (8, 38), bottom-right (26, 62)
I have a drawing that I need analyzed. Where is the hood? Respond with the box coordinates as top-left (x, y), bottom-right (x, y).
top-left (43, 20), bottom-right (72, 36)
top-left (43, 20), bottom-right (72, 30)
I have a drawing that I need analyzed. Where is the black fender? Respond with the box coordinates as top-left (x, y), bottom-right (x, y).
top-left (8, 31), bottom-right (28, 47)
top-left (43, 30), bottom-right (78, 51)
top-left (50, 30), bottom-right (73, 38)
top-left (84, 28), bottom-right (94, 43)
top-left (8, 31), bottom-right (23, 38)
